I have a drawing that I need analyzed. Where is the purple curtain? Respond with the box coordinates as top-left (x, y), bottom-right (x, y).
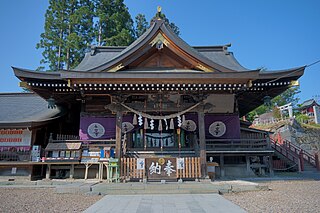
top-left (79, 115), bottom-right (133, 140)
top-left (205, 114), bottom-right (240, 139)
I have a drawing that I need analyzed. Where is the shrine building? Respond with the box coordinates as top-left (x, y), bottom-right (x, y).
top-left (4, 11), bottom-right (305, 181)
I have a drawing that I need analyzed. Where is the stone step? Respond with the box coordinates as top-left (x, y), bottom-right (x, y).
top-left (90, 181), bottom-right (268, 195)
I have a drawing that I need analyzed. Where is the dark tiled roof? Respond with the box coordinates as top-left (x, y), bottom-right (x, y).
top-left (0, 93), bottom-right (62, 127)
top-left (74, 47), bottom-right (125, 71)
top-left (71, 20), bottom-right (250, 72)
top-left (195, 47), bottom-right (249, 71)
top-left (300, 99), bottom-right (319, 109)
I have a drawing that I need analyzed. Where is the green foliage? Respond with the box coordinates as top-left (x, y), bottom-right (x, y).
top-left (151, 11), bottom-right (180, 35)
top-left (273, 87), bottom-right (300, 107)
top-left (296, 114), bottom-right (310, 124)
top-left (37, 0), bottom-right (94, 70)
top-left (272, 106), bottom-right (281, 119)
top-left (93, 0), bottom-right (134, 46)
top-left (135, 14), bottom-right (148, 38)
top-left (246, 86), bottom-right (301, 121)
top-left (37, 1), bottom-right (181, 70)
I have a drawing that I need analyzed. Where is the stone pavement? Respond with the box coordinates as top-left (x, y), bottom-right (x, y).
top-left (84, 194), bottom-right (246, 213)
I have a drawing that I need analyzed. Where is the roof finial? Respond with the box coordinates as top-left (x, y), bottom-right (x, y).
top-left (156, 6), bottom-right (162, 20)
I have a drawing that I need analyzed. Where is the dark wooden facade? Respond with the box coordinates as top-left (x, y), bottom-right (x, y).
top-left (12, 16), bottom-right (304, 180)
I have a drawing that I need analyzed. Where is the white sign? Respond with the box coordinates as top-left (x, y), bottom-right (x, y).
top-left (209, 121), bottom-right (226, 137)
top-left (31, 145), bottom-right (41, 162)
top-left (0, 129), bottom-right (32, 147)
top-left (177, 158), bottom-right (185, 169)
top-left (87, 123), bottom-right (105, 138)
top-left (11, 167), bottom-right (17, 174)
top-left (137, 158), bottom-right (145, 170)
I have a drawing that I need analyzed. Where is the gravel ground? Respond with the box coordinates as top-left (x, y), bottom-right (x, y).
top-left (224, 180), bottom-right (320, 213)
top-left (1, 180), bottom-right (319, 213)
top-left (0, 188), bottom-right (101, 213)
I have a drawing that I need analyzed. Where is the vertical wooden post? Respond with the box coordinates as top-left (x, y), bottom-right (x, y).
top-left (299, 150), bottom-right (304, 171)
top-left (69, 164), bottom-right (74, 179)
top-left (84, 163), bottom-right (91, 180)
top-left (45, 164), bottom-right (51, 179)
top-left (198, 110), bottom-right (207, 178)
top-left (115, 110), bottom-right (123, 158)
top-left (220, 154), bottom-right (225, 178)
top-left (315, 153), bottom-right (320, 171)
top-left (246, 155), bottom-right (251, 175)
top-left (269, 154), bottom-right (274, 176)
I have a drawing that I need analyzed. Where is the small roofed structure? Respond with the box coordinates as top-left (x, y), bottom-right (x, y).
top-left (45, 142), bottom-right (81, 162)
top-left (0, 93), bottom-right (64, 180)
top-left (299, 99), bottom-right (320, 116)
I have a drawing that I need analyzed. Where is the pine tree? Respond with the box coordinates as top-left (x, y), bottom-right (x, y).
top-left (37, 0), bottom-right (94, 70)
top-left (135, 14), bottom-right (148, 38)
top-left (93, 0), bottom-right (134, 46)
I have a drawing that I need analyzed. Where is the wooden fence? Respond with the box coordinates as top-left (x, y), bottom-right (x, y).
top-left (121, 157), bottom-right (201, 180)
top-left (121, 158), bottom-right (145, 179)
top-left (176, 157), bottom-right (201, 179)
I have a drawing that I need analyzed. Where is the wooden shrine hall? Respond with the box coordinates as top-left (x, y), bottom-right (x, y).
top-left (12, 10), bottom-right (304, 181)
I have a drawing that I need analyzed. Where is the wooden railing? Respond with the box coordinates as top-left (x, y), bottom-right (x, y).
top-left (206, 139), bottom-right (271, 151)
top-left (270, 139), bottom-right (301, 171)
top-left (49, 133), bottom-right (116, 145)
top-left (270, 134), bottom-right (319, 171)
top-left (282, 140), bottom-right (316, 167)
top-left (0, 150), bottom-right (31, 161)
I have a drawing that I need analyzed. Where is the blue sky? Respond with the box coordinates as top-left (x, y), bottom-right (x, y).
top-left (0, 0), bottom-right (319, 103)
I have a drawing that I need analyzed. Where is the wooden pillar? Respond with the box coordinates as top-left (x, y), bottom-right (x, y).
top-left (69, 164), bottom-right (74, 179)
top-left (198, 110), bottom-right (207, 178)
top-left (45, 164), bottom-right (51, 179)
top-left (84, 163), bottom-right (91, 180)
top-left (220, 155), bottom-right (225, 177)
top-left (315, 153), bottom-right (320, 171)
top-left (269, 154), bottom-right (274, 176)
top-left (299, 150), bottom-right (304, 171)
top-left (115, 110), bottom-right (123, 158)
top-left (246, 155), bottom-right (251, 175)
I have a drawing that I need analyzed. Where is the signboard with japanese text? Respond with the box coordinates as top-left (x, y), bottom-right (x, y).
top-left (177, 158), bottom-right (185, 169)
top-left (0, 129), bottom-right (32, 147)
top-left (146, 158), bottom-right (177, 180)
top-left (137, 158), bottom-right (145, 170)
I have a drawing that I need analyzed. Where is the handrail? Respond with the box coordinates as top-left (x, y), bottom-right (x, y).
top-left (270, 134), bottom-right (316, 167)
top-left (270, 139), bottom-right (300, 170)
top-left (282, 139), bottom-right (316, 166)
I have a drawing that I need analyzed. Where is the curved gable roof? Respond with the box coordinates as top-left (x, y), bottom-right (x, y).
top-left (71, 20), bottom-right (252, 73)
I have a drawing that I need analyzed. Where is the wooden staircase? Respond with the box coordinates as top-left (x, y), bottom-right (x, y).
top-left (270, 136), bottom-right (320, 172)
